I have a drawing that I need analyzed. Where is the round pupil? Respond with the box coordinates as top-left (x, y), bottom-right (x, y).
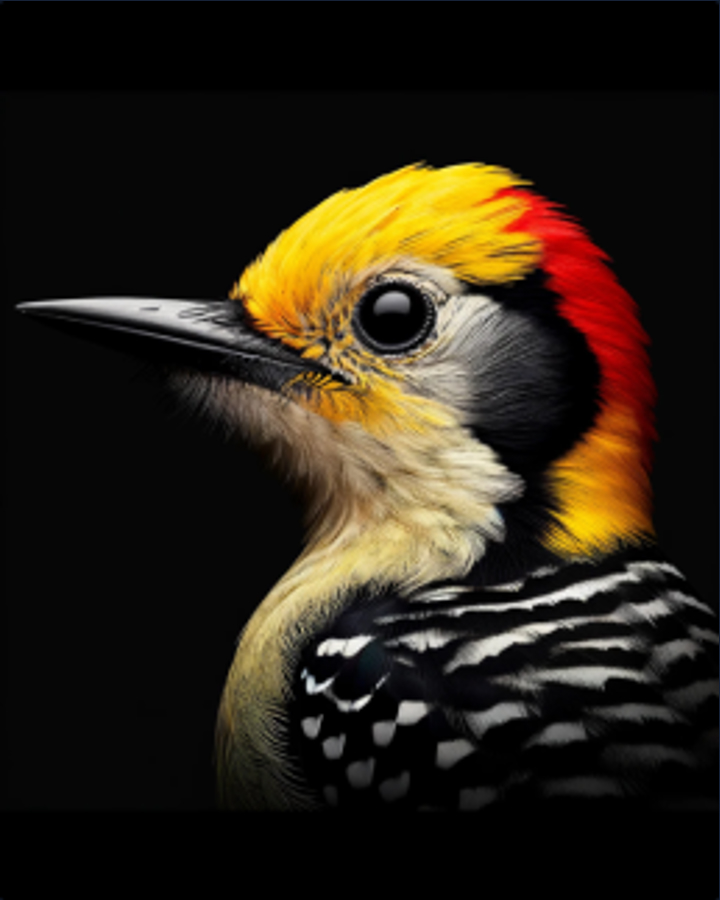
top-left (357, 287), bottom-right (430, 350)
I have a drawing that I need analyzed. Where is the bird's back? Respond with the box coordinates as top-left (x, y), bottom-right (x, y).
top-left (290, 545), bottom-right (718, 810)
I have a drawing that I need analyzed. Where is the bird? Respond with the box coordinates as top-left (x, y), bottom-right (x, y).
top-left (17, 162), bottom-right (718, 812)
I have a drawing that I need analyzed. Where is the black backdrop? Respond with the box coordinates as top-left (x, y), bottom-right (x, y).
top-left (5, 86), bottom-right (718, 821)
top-left (3, 5), bottom-right (719, 895)
top-left (5, 89), bottom-right (717, 813)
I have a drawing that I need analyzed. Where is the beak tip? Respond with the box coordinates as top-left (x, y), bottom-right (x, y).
top-left (16, 300), bottom-right (51, 316)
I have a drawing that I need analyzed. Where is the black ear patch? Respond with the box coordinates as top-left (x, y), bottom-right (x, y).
top-left (459, 271), bottom-right (601, 474)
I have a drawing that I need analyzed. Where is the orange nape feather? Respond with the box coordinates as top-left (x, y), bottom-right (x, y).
top-left (544, 404), bottom-right (654, 556)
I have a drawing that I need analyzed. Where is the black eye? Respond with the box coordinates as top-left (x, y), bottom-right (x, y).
top-left (353, 284), bottom-right (436, 353)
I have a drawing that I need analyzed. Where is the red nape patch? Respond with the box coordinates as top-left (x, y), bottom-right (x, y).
top-left (496, 188), bottom-right (657, 473)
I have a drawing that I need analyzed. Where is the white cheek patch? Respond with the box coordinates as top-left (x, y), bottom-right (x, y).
top-left (403, 293), bottom-right (541, 423)
top-left (401, 285), bottom-right (601, 478)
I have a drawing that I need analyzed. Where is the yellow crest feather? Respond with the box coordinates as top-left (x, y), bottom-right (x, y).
top-left (230, 163), bottom-right (540, 340)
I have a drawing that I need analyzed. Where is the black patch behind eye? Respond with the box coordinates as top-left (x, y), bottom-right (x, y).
top-left (459, 270), bottom-right (601, 474)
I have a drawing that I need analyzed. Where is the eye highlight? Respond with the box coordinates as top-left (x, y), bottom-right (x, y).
top-left (353, 283), bottom-right (436, 354)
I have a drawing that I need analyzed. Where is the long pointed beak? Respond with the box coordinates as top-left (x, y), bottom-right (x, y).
top-left (16, 297), bottom-right (329, 392)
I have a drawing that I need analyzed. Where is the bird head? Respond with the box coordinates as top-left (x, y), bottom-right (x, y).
top-left (18, 163), bottom-right (656, 588)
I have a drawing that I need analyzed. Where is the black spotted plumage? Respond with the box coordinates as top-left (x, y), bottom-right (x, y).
top-left (288, 545), bottom-right (718, 810)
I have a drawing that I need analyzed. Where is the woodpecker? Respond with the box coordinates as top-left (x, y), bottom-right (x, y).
top-left (18, 163), bottom-right (718, 812)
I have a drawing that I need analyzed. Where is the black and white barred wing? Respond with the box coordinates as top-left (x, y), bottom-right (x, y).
top-left (290, 554), bottom-right (718, 810)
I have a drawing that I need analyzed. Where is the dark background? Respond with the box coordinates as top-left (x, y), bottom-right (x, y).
top-left (4, 88), bottom-right (718, 817)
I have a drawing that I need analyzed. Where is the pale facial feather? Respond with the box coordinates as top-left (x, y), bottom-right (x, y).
top-left (169, 258), bottom-right (579, 594)
top-left (170, 370), bottom-right (523, 591)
